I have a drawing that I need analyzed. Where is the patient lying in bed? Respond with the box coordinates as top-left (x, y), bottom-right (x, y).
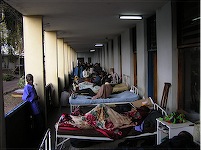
top-left (76, 78), bottom-right (113, 99)
top-left (92, 80), bottom-right (113, 99)
top-left (57, 104), bottom-right (150, 139)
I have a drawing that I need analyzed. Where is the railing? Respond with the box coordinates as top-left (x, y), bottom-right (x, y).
top-left (5, 101), bottom-right (33, 149)
top-left (39, 128), bottom-right (52, 150)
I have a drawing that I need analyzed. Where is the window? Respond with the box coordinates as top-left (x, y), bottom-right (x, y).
top-left (177, 1), bottom-right (200, 121)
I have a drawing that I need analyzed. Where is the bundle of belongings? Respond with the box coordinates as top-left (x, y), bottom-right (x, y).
top-left (57, 104), bottom-right (152, 140)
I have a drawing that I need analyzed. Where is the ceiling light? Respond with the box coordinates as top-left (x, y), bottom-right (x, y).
top-left (90, 49), bottom-right (95, 52)
top-left (119, 15), bottom-right (142, 20)
top-left (95, 44), bottom-right (103, 47)
top-left (192, 17), bottom-right (200, 21)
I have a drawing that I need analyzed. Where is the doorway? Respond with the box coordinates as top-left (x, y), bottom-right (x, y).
top-left (148, 51), bottom-right (157, 101)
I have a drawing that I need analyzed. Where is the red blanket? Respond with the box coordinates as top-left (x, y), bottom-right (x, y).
top-left (57, 104), bottom-right (149, 139)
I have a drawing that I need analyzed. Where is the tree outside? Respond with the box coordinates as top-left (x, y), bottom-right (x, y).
top-left (1, 0), bottom-right (24, 114)
top-left (0, 0), bottom-right (23, 77)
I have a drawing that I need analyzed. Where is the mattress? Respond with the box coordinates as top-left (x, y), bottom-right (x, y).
top-left (69, 90), bottom-right (140, 105)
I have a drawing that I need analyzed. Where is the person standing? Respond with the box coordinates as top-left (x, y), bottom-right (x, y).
top-left (22, 74), bottom-right (43, 135)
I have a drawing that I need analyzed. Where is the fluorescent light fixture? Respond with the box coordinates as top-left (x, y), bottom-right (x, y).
top-left (192, 17), bottom-right (200, 21)
top-left (90, 49), bottom-right (95, 52)
top-left (119, 15), bottom-right (142, 20)
top-left (95, 43), bottom-right (103, 47)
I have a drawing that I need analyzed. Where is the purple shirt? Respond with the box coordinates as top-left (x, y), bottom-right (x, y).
top-left (22, 84), bottom-right (40, 115)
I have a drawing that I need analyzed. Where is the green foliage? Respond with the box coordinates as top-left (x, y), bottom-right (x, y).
top-left (0, 1), bottom-right (23, 52)
top-left (163, 112), bottom-right (186, 124)
top-left (17, 75), bottom-right (25, 88)
top-left (3, 73), bottom-right (14, 81)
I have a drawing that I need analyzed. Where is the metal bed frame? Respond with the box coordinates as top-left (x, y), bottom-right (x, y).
top-left (55, 97), bottom-right (167, 149)
top-left (70, 85), bottom-right (139, 112)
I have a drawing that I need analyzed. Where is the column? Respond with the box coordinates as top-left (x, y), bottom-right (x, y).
top-left (44, 31), bottom-right (59, 106)
top-left (57, 38), bottom-right (65, 92)
top-left (64, 43), bottom-right (69, 85)
top-left (23, 16), bottom-right (46, 116)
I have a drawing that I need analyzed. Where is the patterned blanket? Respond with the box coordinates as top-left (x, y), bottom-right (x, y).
top-left (58, 104), bottom-right (150, 139)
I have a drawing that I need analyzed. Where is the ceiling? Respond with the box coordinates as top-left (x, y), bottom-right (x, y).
top-left (4, 0), bottom-right (169, 53)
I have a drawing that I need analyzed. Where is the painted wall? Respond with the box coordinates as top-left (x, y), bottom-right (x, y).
top-left (104, 44), bottom-right (109, 72)
top-left (156, 2), bottom-right (177, 113)
top-left (77, 52), bottom-right (94, 64)
top-left (136, 20), bottom-right (147, 97)
top-left (93, 49), bottom-right (100, 64)
top-left (100, 47), bottom-right (105, 71)
top-left (108, 40), bottom-right (114, 69)
top-left (121, 29), bottom-right (134, 86)
top-left (113, 36), bottom-right (121, 76)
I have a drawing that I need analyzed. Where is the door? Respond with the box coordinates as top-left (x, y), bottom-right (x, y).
top-left (148, 51), bottom-right (157, 101)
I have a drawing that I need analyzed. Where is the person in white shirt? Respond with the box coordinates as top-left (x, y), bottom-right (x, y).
top-left (82, 68), bottom-right (90, 78)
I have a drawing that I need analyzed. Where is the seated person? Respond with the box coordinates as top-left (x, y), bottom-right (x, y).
top-left (82, 68), bottom-right (90, 78)
top-left (91, 72), bottom-right (101, 86)
top-left (100, 71), bottom-right (107, 85)
top-left (92, 78), bottom-right (113, 99)
top-left (108, 68), bottom-right (120, 84)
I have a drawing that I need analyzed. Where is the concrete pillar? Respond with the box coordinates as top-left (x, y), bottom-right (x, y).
top-left (0, 53), bottom-right (6, 149)
top-left (44, 31), bottom-right (59, 106)
top-left (23, 16), bottom-right (46, 116)
top-left (64, 43), bottom-right (69, 85)
top-left (70, 48), bottom-right (75, 72)
top-left (57, 38), bottom-right (65, 93)
top-left (67, 46), bottom-right (71, 74)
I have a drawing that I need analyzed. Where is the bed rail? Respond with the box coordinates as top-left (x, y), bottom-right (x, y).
top-left (56, 97), bottom-right (168, 149)
top-left (149, 97), bottom-right (167, 116)
top-left (39, 128), bottom-right (51, 150)
top-left (130, 85), bottom-right (138, 95)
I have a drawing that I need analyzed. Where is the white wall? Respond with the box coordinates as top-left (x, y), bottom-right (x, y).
top-left (156, 1), bottom-right (177, 113)
top-left (100, 47), bottom-right (105, 70)
top-left (77, 52), bottom-right (94, 64)
top-left (121, 29), bottom-right (134, 86)
top-left (104, 44), bottom-right (109, 72)
top-left (113, 36), bottom-right (121, 76)
top-left (136, 20), bottom-right (147, 97)
top-left (108, 40), bottom-right (114, 68)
